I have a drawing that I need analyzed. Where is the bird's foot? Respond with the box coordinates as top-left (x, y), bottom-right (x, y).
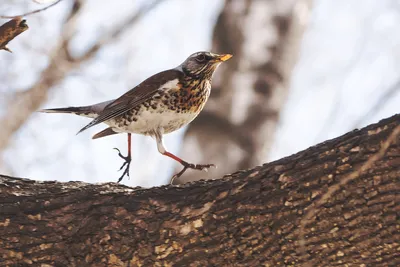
top-left (170, 162), bottom-right (216, 185)
top-left (113, 148), bottom-right (131, 183)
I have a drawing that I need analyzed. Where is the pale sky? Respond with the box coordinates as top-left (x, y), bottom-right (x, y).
top-left (0, 0), bottom-right (399, 187)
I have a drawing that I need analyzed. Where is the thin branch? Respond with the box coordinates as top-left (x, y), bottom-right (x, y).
top-left (0, 0), bottom-right (82, 156)
top-left (0, 0), bottom-right (63, 19)
top-left (298, 123), bottom-right (400, 261)
top-left (353, 79), bottom-right (400, 128)
top-left (314, 25), bottom-right (369, 142)
top-left (0, 0), bottom-right (165, 155)
top-left (67, 0), bottom-right (166, 62)
top-left (0, 17), bottom-right (29, 52)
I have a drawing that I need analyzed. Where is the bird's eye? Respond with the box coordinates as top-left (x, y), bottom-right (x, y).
top-left (196, 54), bottom-right (206, 62)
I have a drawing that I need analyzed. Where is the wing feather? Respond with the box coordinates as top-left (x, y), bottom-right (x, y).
top-left (77, 69), bottom-right (183, 134)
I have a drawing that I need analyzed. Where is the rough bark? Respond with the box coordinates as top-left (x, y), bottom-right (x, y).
top-left (179, 0), bottom-right (313, 183)
top-left (0, 114), bottom-right (399, 267)
top-left (0, 17), bottom-right (28, 52)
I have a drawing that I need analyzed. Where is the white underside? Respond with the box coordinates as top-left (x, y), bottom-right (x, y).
top-left (107, 78), bottom-right (201, 135)
top-left (85, 78), bottom-right (206, 136)
top-left (107, 109), bottom-right (198, 135)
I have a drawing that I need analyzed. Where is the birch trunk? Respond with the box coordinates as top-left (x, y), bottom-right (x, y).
top-left (178, 0), bottom-right (312, 183)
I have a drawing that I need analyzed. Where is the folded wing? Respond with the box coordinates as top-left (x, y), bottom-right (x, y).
top-left (77, 69), bottom-right (183, 134)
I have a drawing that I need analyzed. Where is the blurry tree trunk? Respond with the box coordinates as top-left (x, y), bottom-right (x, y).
top-left (0, 114), bottom-right (399, 266)
top-left (178, 0), bottom-right (313, 183)
top-left (0, 0), bottom-right (163, 161)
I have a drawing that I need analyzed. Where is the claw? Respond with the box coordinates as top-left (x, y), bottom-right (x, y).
top-left (117, 166), bottom-right (130, 183)
top-left (169, 174), bottom-right (178, 185)
top-left (169, 162), bottom-right (215, 185)
top-left (118, 161), bottom-right (129, 171)
top-left (114, 147), bottom-right (131, 183)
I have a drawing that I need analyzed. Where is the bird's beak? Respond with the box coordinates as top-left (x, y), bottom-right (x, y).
top-left (215, 54), bottom-right (233, 62)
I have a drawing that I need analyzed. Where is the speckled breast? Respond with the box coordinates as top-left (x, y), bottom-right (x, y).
top-left (111, 80), bottom-right (211, 135)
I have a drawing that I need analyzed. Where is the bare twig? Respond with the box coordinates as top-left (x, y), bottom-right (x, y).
top-left (353, 79), bottom-right (400, 128)
top-left (0, 0), bottom-right (63, 19)
top-left (298, 124), bottom-right (400, 260)
top-left (0, 17), bottom-right (29, 52)
top-left (0, 0), bottom-right (165, 155)
top-left (0, 1), bottom-right (82, 157)
top-left (314, 26), bottom-right (369, 142)
top-left (67, 0), bottom-right (165, 62)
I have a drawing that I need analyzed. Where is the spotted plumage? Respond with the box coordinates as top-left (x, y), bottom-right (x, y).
top-left (40, 51), bottom-right (232, 183)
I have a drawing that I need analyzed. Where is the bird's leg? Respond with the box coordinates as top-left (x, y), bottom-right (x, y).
top-left (113, 133), bottom-right (132, 183)
top-left (163, 152), bottom-right (215, 184)
top-left (154, 132), bottom-right (214, 184)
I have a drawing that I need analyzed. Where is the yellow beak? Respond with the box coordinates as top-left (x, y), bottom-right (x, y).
top-left (215, 54), bottom-right (233, 62)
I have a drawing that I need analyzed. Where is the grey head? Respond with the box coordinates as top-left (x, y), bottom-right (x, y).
top-left (176, 51), bottom-right (232, 79)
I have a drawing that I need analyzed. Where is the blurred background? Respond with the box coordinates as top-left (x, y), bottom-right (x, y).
top-left (0, 0), bottom-right (399, 187)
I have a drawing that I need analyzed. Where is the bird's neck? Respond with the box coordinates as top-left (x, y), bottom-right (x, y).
top-left (184, 69), bottom-right (214, 82)
top-left (182, 74), bottom-right (212, 88)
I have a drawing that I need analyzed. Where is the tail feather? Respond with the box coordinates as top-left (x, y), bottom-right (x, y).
top-left (40, 100), bottom-right (115, 134)
top-left (39, 107), bottom-right (88, 114)
top-left (92, 127), bottom-right (119, 139)
top-left (39, 106), bottom-right (97, 118)
top-left (40, 100), bottom-right (114, 119)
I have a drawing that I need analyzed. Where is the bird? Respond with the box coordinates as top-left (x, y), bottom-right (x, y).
top-left (40, 51), bottom-right (232, 184)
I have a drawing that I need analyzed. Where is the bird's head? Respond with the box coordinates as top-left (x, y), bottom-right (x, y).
top-left (179, 51), bottom-right (232, 79)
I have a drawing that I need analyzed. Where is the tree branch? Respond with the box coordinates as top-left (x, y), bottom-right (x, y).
top-left (68, 0), bottom-right (166, 62)
top-left (0, 0), bottom-right (63, 19)
top-left (0, 17), bottom-right (28, 52)
top-left (0, 0), bottom-right (82, 155)
top-left (299, 123), bottom-right (400, 262)
top-left (353, 78), bottom-right (400, 128)
top-left (0, 114), bottom-right (398, 266)
top-left (0, 0), bottom-right (165, 154)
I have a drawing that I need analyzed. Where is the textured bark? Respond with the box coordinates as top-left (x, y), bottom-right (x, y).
top-left (0, 17), bottom-right (28, 52)
top-left (0, 114), bottom-right (399, 266)
top-left (179, 0), bottom-right (313, 183)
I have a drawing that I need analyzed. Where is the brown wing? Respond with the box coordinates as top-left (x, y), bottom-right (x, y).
top-left (77, 69), bottom-right (183, 134)
top-left (92, 127), bottom-right (119, 139)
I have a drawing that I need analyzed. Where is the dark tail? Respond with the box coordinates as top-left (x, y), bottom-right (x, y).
top-left (39, 106), bottom-right (97, 118)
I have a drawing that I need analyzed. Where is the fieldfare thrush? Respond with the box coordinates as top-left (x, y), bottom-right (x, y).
top-left (40, 51), bottom-right (232, 184)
